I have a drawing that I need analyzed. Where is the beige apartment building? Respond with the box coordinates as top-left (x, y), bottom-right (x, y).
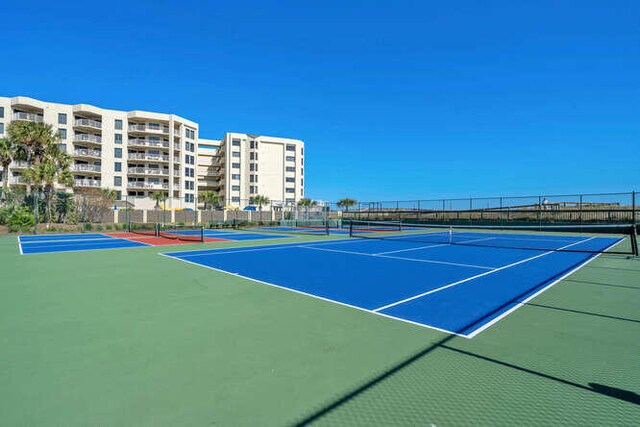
top-left (0, 96), bottom-right (305, 210)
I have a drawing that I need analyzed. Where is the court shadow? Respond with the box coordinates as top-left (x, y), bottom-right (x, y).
top-left (565, 278), bottom-right (640, 291)
top-left (525, 302), bottom-right (640, 324)
top-left (589, 383), bottom-right (640, 405)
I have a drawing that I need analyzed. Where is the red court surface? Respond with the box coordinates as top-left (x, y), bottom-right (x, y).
top-left (107, 232), bottom-right (229, 246)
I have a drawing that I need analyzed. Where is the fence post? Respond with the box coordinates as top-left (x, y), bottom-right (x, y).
top-left (82, 194), bottom-right (87, 232)
top-left (469, 198), bottom-right (473, 225)
top-left (33, 192), bottom-right (39, 235)
top-left (499, 197), bottom-right (503, 226)
top-left (538, 195), bottom-right (542, 230)
top-left (579, 194), bottom-right (583, 229)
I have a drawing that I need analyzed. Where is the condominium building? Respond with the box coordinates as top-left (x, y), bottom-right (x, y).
top-left (0, 96), bottom-right (199, 209)
top-left (207, 133), bottom-right (305, 207)
top-left (0, 96), bottom-right (305, 209)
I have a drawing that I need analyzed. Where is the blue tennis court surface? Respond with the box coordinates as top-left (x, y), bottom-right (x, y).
top-left (163, 231), bottom-right (622, 337)
top-left (19, 233), bottom-right (149, 254)
top-left (202, 229), bottom-right (292, 241)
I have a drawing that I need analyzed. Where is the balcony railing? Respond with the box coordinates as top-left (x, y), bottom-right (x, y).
top-left (173, 170), bottom-right (180, 177)
top-left (128, 124), bottom-right (170, 134)
top-left (127, 167), bottom-right (169, 176)
top-left (74, 149), bottom-right (102, 158)
top-left (74, 134), bottom-right (102, 144)
top-left (10, 161), bottom-right (29, 169)
top-left (74, 179), bottom-right (101, 188)
top-left (127, 153), bottom-right (169, 162)
top-left (173, 143), bottom-right (181, 151)
top-left (9, 176), bottom-right (26, 184)
top-left (127, 182), bottom-right (169, 190)
top-left (128, 138), bottom-right (170, 148)
top-left (72, 164), bottom-right (102, 173)
top-left (74, 118), bottom-right (102, 129)
top-left (12, 112), bottom-right (44, 122)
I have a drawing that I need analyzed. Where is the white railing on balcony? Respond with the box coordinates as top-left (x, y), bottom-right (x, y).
top-left (173, 170), bottom-right (180, 177)
top-left (127, 167), bottom-right (169, 176)
top-left (174, 143), bottom-right (181, 151)
top-left (74, 148), bottom-right (102, 158)
top-left (10, 160), bottom-right (29, 169)
top-left (74, 118), bottom-right (102, 129)
top-left (173, 157), bottom-right (181, 163)
top-left (127, 182), bottom-right (169, 190)
top-left (12, 112), bottom-right (44, 122)
top-left (9, 176), bottom-right (26, 184)
top-left (128, 124), bottom-right (170, 134)
top-left (174, 129), bottom-right (181, 136)
top-left (127, 138), bottom-right (170, 148)
top-left (74, 179), bottom-right (101, 188)
top-left (74, 134), bottom-right (102, 143)
top-left (72, 164), bottom-right (102, 173)
top-left (127, 153), bottom-right (170, 162)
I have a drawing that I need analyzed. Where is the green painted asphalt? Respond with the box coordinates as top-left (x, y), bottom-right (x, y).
top-left (1, 233), bottom-right (639, 426)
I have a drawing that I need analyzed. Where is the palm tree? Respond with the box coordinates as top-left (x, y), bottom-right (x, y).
top-left (337, 198), bottom-right (357, 212)
top-left (150, 192), bottom-right (166, 209)
top-left (297, 198), bottom-right (317, 208)
top-left (200, 191), bottom-right (222, 210)
top-left (0, 137), bottom-right (13, 190)
top-left (251, 195), bottom-right (270, 212)
top-left (9, 121), bottom-right (60, 166)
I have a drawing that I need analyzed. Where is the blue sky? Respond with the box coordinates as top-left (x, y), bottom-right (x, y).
top-left (2, 0), bottom-right (638, 202)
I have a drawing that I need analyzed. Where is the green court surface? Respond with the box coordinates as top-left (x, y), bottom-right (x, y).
top-left (1, 234), bottom-right (639, 426)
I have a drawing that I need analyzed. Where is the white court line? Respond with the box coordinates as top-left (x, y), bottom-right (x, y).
top-left (19, 237), bottom-right (116, 245)
top-left (466, 237), bottom-right (625, 338)
top-left (372, 236), bottom-right (597, 312)
top-left (172, 244), bottom-right (302, 257)
top-left (17, 236), bottom-right (23, 255)
top-left (374, 236), bottom-right (498, 255)
top-left (301, 246), bottom-right (494, 270)
top-left (159, 252), bottom-right (471, 338)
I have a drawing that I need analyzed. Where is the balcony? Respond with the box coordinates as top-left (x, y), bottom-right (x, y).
top-left (173, 170), bottom-right (180, 177)
top-left (128, 124), bottom-right (170, 134)
top-left (173, 157), bottom-right (181, 163)
top-left (12, 112), bottom-right (44, 122)
top-left (74, 134), bottom-right (102, 144)
top-left (10, 160), bottom-right (29, 169)
top-left (128, 138), bottom-right (170, 149)
top-left (127, 181), bottom-right (169, 190)
top-left (127, 153), bottom-right (169, 162)
top-left (72, 164), bottom-right (101, 173)
top-left (9, 176), bottom-right (26, 185)
top-left (173, 143), bottom-right (181, 151)
top-left (127, 167), bottom-right (169, 176)
top-left (74, 148), bottom-right (102, 159)
top-left (74, 118), bottom-right (102, 130)
top-left (74, 179), bottom-right (101, 188)
top-left (174, 129), bottom-right (181, 136)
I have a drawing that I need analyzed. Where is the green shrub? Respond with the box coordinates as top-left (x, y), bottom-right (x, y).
top-left (105, 224), bottom-right (113, 230)
top-left (83, 223), bottom-right (93, 231)
top-left (7, 207), bottom-right (35, 232)
top-left (96, 225), bottom-right (104, 231)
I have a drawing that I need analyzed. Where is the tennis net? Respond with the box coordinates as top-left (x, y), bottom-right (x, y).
top-left (158, 224), bottom-right (205, 242)
top-left (129, 222), bottom-right (158, 237)
top-left (348, 220), bottom-right (638, 255)
top-left (234, 219), bottom-right (330, 236)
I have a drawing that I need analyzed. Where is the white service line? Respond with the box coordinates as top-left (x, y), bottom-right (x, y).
top-left (372, 236), bottom-right (597, 312)
top-left (159, 252), bottom-right (471, 338)
top-left (374, 236), bottom-right (498, 255)
top-left (301, 246), bottom-right (494, 270)
top-left (465, 237), bottom-right (624, 338)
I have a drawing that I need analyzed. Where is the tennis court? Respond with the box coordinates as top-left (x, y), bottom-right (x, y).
top-left (163, 224), bottom-right (625, 337)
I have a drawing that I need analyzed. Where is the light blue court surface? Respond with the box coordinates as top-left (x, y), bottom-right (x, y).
top-left (19, 233), bottom-right (148, 254)
top-left (163, 231), bottom-right (621, 337)
top-left (202, 229), bottom-right (292, 241)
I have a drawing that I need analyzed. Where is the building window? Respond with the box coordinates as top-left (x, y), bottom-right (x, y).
top-left (58, 144), bottom-right (66, 152)
top-left (0, 107), bottom-right (4, 118)
top-left (286, 166), bottom-right (295, 172)
top-left (250, 152), bottom-right (254, 160)
top-left (249, 175), bottom-right (254, 183)
top-left (58, 129), bottom-right (67, 139)
top-left (232, 163), bottom-right (240, 169)
top-left (249, 164), bottom-right (254, 171)
top-left (58, 113), bottom-right (67, 125)
top-left (232, 185), bottom-right (241, 191)
top-left (232, 174), bottom-right (240, 180)
top-left (232, 139), bottom-right (241, 146)
top-left (286, 188), bottom-right (295, 193)
top-left (249, 140), bottom-right (255, 149)
top-left (232, 197), bottom-right (240, 203)
top-left (286, 156), bottom-right (295, 162)
top-left (301, 168), bottom-right (304, 176)
top-left (115, 119), bottom-right (123, 130)
top-left (232, 152), bottom-right (240, 158)
top-left (115, 134), bottom-right (122, 144)
top-left (148, 122), bottom-right (160, 130)
top-left (286, 144), bottom-right (295, 151)
top-left (250, 186), bottom-right (256, 194)
top-left (286, 177), bottom-right (295, 183)
top-left (114, 176), bottom-right (122, 187)
top-left (301, 148), bottom-right (304, 155)
top-left (115, 162), bottom-right (122, 172)
top-left (301, 178), bottom-right (304, 186)
top-left (114, 148), bottom-right (122, 158)
top-left (0, 123), bottom-right (4, 134)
